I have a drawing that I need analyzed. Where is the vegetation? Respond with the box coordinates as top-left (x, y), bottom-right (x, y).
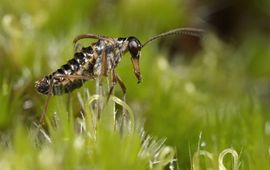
top-left (1, 0), bottom-right (270, 169)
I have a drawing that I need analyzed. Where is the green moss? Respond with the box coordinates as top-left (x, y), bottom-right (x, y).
top-left (1, 0), bottom-right (270, 169)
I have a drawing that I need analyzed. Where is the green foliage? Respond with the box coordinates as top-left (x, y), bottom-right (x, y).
top-left (1, 0), bottom-right (270, 169)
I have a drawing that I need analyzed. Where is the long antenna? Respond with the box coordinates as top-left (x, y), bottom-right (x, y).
top-left (142, 27), bottom-right (204, 48)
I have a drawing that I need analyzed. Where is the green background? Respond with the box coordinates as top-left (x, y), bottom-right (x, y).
top-left (0, 0), bottom-right (270, 169)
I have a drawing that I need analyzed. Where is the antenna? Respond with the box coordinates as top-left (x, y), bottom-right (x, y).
top-left (142, 28), bottom-right (204, 48)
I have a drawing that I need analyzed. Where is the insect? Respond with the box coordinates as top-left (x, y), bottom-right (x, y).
top-left (35, 28), bottom-right (204, 121)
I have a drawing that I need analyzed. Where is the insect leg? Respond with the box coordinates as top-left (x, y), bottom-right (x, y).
top-left (115, 75), bottom-right (128, 132)
top-left (38, 74), bottom-right (91, 124)
top-left (39, 77), bottom-right (54, 125)
top-left (56, 74), bottom-right (91, 80)
top-left (107, 69), bottom-right (117, 102)
top-left (116, 75), bottom-right (126, 104)
top-left (39, 95), bottom-right (50, 125)
top-left (106, 72), bottom-right (126, 104)
top-left (74, 42), bottom-right (83, 53)
top-left (101, 49), bottom-right (108, 76)
top-left (73, 34), bottom-right (107, 44)
top-left (106, 69), bottom-right (119, 131)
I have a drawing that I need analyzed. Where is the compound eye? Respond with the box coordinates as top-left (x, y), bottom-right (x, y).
top-left (129, 40), bottom-right (141, 58)
top-left (129, 40), bottom-right (138, 51)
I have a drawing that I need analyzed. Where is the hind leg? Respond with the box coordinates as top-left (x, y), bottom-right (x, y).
top-left (73, 42), bottom-right (83, 53)
top-left (107, 69), bottom-right (117, 102)
top-left (116, 75), bottom-right (126, 104)
top-left (115, 75), bottom-right (129, 132)
top-left (73, 34), bottom-right (106, 44)
top-left (38, 74), bottom-right (91, 125)
top-left (39, 78), bottom-right (54, 125)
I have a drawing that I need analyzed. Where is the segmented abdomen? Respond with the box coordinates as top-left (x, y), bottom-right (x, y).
top-left (35, 46), bottom-right (96, 95)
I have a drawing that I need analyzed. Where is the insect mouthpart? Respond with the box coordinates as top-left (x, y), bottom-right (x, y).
top-left (35, 77), bottom-right (50, 95)
top-left (127, 36), bottom-right (142, 83)
top-left (127, 36), bottom-right (141, 57)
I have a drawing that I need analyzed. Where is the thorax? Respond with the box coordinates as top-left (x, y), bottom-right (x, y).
top-left (92, 38), bottom-right (128, 76)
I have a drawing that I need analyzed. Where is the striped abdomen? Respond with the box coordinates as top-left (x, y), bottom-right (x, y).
top-left (35, 46), bottom-right (96, 95)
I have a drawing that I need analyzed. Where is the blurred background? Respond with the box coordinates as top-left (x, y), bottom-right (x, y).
top-left (1, 0), bottom-right (270, 169)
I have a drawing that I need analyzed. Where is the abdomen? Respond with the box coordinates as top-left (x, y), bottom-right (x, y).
top-left (35, 46), bottom-right (96, 95)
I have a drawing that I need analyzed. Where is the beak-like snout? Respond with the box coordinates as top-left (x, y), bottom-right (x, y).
top-left (131, 57), bottom-right (142, 83)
